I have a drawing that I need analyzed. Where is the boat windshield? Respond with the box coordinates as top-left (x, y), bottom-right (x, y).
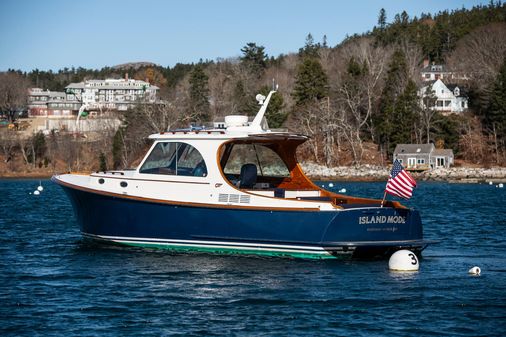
top-left (139, 142), bottom-right (207, 177)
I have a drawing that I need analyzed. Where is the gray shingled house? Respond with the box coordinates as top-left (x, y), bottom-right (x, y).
top-left (393, 144), bottom-right (454, 171)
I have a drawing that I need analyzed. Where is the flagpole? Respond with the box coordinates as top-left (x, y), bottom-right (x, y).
top-left (381, 191), bottom-right (387, 207)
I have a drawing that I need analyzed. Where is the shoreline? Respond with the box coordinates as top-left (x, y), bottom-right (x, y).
top-left (2, 162), bottom-right (506, 183)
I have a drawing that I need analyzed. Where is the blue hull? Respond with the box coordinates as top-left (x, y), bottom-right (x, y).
top-left (58, 183), bottom-right (427, 259)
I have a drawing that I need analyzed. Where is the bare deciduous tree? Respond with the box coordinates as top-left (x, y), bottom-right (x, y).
top-left (336, 39), bottom-right (390, 164)
top-left (447, 23), bottom-right (506, 89)
top-left (0, 72), bottom-right (31, 122)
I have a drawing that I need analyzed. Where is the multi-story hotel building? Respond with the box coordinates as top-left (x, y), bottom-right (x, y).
top-left (65, 78), bottom-right (159, 111)
top-left (28, 77), bottom-right (159, 117)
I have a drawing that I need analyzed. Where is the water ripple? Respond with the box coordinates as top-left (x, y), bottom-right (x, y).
top-left (0, 179), bottom-right (505, 336)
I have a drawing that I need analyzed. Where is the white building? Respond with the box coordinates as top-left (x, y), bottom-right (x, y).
top-left (421, 63), bottom-right (452, 82)
top-left (419, 79), bottom-right (468, 115)
top-left (65, 77), bottom-right (159, 111)
top-left (28, 88), bottom-right (81, 117)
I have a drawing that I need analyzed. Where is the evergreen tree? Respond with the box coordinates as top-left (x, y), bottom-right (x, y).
top-left (391, 80), bottom-right (419, 146)
top-left (188, 64), bottom-right (210, 122)
top-left (378, 8), bottom-right (387, 29)
top-left (240, 43), bottom-right (267, 76)
top-left (112, 127), bottom-right (124, 169)
top-left (487, 57), bottom-right (506, 144)
top-left (298, 33), bottom-right (320, 59)
top-left (99, 152), bottom-right (107, 171)
top-left (292, 58), bottom-right (328, 106)
top-left (232, 80), bottom-right (257, 115)
top-left (373, 50), bottom-right (410, 155)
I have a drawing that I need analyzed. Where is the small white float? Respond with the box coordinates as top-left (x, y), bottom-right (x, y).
top-left (468, 266), bottom-right (481, 276)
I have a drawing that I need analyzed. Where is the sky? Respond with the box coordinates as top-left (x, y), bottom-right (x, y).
top-left (0, 0), bottom-right (490, 72)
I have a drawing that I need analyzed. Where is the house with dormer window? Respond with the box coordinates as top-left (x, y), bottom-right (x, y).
top-left (419, 79), bottom-right (468, 115)
top-left (420, 59), bottom-right (453, 82)
top-left (393, 144), bottom-right (454, 171)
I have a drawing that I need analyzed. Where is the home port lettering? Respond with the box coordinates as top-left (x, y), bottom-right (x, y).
top-left (358, 215), bottom-right (406, 225)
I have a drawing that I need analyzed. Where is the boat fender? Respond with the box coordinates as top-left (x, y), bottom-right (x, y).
top-left (468, 266), bottom-right (481, 276)
top-left (388, 250), bottom-right (419, 271)
top-left (33, 190), bottom-right (40, 196)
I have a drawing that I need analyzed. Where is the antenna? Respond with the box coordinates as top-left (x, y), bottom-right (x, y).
top-left (250, 89), bottom-right (277, 131)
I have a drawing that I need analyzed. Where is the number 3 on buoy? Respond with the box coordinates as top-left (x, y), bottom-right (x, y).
top-left (408, 253), bottom-right (418, 265)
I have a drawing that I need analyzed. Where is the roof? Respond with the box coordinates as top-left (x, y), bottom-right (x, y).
top-left (394, 144), bottom-right (435, 155)
top-left (421, 64), bottom-right (451, 73)
top-left (446, 84), bottom-right (468, 97)
top-left (66, 79), bottom-right (159, 91)
top-left (29, 90), bottom-right (65, 98)
top-left (433, 149), bottom-right (454, 157)
top-left (149, 130), bottom-right (308, 142)
top-left (66, 83), bottom-right (159, 91)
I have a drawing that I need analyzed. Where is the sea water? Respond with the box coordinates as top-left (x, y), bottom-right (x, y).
top-left (0, 179), bottom-right (505, 336)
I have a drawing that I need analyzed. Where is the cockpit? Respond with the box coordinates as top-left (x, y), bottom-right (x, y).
top-left (218, 137), bottom-right (325, 199)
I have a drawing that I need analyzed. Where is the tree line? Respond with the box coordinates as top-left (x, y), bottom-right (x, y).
top-left (1, 2), bottom-right (505, 173)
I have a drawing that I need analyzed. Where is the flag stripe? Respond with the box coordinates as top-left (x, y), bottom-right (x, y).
top-left (384, 160), bottom-right (416, 200)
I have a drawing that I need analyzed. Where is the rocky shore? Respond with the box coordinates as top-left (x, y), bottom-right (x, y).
top-left (301, 162), bottom-right (506, 183)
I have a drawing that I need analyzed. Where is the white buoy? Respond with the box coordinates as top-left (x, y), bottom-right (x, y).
top-left (33, 190), bottom-right (40, 195)
top-left (389, 250), bottom-right (419, 271)
top-left (37, 185), bottom-right (44, 192)
top-left (489, 181), bottom-right (493, 185)
top-left (339, 188), bottom-right (347, 193)
top-left (468, 266), bottom-right (481, 276)
top-left (328, 183), bottom-right (334, 188)
top-left (499, 183), bottom-right (504, 188)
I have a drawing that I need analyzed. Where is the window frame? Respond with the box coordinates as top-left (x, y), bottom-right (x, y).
top-left (138, 141), bottom-right (207, 178)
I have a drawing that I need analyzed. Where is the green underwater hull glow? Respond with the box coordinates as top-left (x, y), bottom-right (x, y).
top-left (100, 239), bottom-right (340, 260)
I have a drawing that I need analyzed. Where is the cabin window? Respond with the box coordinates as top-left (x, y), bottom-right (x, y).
top-left (417, 159), bottom-right (425, 164)
top-left (223, 144), bottom-right (290, 178)
top-left (139, 142), bottom-right (207, 177)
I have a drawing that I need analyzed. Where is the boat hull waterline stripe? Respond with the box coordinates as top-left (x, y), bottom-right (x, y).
top-left (82, 233), bottom-right (347, 258)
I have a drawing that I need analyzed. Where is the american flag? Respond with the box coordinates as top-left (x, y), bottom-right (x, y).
top-left (385, 159), bottom-right (417, 199)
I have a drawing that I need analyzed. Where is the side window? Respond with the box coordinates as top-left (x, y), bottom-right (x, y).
top-left (139, 142), bottom-right (207, 177)
top-left (139, 142), bottom-right (177, 174)
top-left (176, 143), bottom-right (207, 177)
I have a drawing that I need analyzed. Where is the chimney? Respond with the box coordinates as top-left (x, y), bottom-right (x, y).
top-left (423, 58), bottom-right (429, 68)
top-left (125, 73), bottom-right (129, 81)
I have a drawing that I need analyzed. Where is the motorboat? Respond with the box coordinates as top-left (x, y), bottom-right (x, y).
top-left (53, 90), bottom-right (430, 259)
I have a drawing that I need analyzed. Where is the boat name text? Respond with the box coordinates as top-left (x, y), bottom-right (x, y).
top-left (359, 215), bottom-right (406, 224)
